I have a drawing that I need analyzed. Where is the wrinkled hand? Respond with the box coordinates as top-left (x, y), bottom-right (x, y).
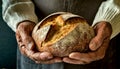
top-left (16, 21), bottom-right (62, 64)
top-left (63, 21), bottom-right (112, 64)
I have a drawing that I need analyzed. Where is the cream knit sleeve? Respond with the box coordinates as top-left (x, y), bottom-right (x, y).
top-left (92, 0), bottom-right (120, 39)
top-left (2, 0), bottom-right (38, 32)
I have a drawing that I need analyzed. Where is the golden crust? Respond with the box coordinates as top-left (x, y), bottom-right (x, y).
top-left (32, 12), bottom-right (95, 57)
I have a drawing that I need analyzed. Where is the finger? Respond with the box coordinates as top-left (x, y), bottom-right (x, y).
top-left (21, 35), bottom-right (35, 50)
top-left (69, 52), bottom-right (93, 61)
top-left (16, 31), bottom-right (22, 45)
top-left (16, 33), bottom-right (21, 43)
top-left (35, 57), bottom-right (62, 64)
top-left (19, 45), bottom-right (27, 55)
top-left (63, 57), bottom-right (89, 64)
top-left (31, 52), bottom-right (53, 61)
top-left (40, 52), bottom-right (53, 60)
top-left (19, 47), bottom-right (40, 61)
top-left (70, 39), bottom-right (109, 62)
top-left (89, 36), bottom-right (104, 51)
top-left (16, 30), bottom-right (33, 50)
top-left (16, 31), bottom-right (26, 55)
top-left (24, 48), bottom-right (35, 60)
top-left (17, 27), bottom-right (34, 50)
top-left (89, 23), bottom-right (108, 51)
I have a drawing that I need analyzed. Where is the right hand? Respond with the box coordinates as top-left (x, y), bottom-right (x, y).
top-left (16, 21), bottom-right (62, 64)
top-left (63, 22), bottom-right (112, 64)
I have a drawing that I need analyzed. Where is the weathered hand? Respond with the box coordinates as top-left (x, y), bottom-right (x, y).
top-left (63, 21), bottom-right (112, 64)
top-left (16, 21), bottom-right (62, 64)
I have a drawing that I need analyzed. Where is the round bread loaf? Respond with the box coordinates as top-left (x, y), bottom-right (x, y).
top-left (32, 12), bottom-right (95, 57)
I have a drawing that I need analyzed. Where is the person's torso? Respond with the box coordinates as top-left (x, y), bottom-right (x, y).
top-left (33, 0), bottom-right (105, 25)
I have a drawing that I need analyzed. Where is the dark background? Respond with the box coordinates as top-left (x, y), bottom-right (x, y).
top-left (0, 1), bottom-right (17, 69)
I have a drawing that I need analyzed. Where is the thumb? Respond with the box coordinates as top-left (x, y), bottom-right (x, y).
top-left (89, 22), bottom-right (108, 51)
top-left (26, 39), bottom-right (35, 50)
top-left (21, 32), bottom-right (35, 50)
top-left (89, 36), bottom-right (104, 51)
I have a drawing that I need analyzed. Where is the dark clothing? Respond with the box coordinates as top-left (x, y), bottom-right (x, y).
top-left (17, 48), bottom-right (64, 69)
top-left (33, 0), bottom-right (105, 25)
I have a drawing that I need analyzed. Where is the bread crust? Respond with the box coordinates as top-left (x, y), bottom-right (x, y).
top-left (32, 12), bottom-right (95, 57)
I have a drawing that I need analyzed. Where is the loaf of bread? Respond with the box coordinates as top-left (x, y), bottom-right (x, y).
top-left (32, 12), bottom-right (95, 57)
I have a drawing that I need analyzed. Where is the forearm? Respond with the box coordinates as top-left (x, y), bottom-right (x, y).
top-left (92, 0), bottom-right (120, 39)
top-left (2, 0), bottom-right (38, 32)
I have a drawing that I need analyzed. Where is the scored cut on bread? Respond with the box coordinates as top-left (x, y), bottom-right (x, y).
top-left (32, 12), bottom-right (95, 57)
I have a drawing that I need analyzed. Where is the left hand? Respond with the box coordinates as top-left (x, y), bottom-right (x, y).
top-left (16, 21), bottom-right (62, 64)
top-left (63, 21), bottom-right (112, 64)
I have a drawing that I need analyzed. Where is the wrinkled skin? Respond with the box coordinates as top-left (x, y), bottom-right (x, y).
top-left (63, 21), bottom-right (112, 64)
top-left (16, 21), bottom-right (62, 64)
top-left (16, 21), bottom-right (112, 64)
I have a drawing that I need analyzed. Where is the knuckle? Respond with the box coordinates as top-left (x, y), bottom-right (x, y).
top-left (81, 59), bottom-right (92, 64)
top-left (100, 54), bottom-right (105, 59)
top-left (98, 53), bottom-right (105, 60)
top-left (35, 61), bottom-right (41, 64)
top-left (22, 36), bottom-right (28, 41)
top-left (85, 60), bottom-right (92, 64)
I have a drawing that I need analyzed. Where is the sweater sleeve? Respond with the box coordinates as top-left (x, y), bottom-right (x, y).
top-left (2, 0), bottom-right (38, 32)
top-left (92, 0), bottom-right (120, 39)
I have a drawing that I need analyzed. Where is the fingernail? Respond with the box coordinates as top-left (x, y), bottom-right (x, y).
top-left (47, 55), bottom-right (53, 59)
top-left (35, 61), bottom-right (40, 64)
top-left (90, 42), bottom-right (96, 51)
top-left (40, 54), bottom-right (46, 60)
top-left (57, 60), bottom-right (62, 63)
top-left (56, 59), bottom-right (62, 62)
top-left (28, 42), bottom-right (33, 50)
top-left (40, 52), bottom-right (53, 60)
